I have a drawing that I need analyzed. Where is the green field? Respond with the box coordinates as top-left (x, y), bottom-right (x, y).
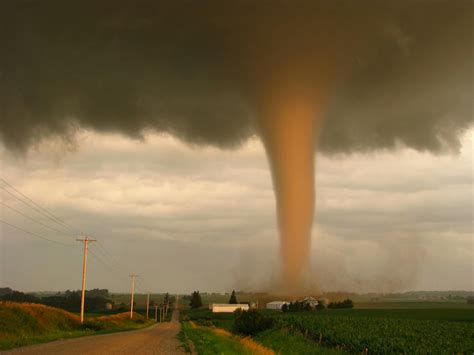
top-left (355, 300), bottom-right (472, 309)
top-left (254, 328), bottom-right (343, 354)
top-left (183, 303), bottom-right (474, 354)
top-left (272, 313), bottom-right (474, 353)
top-left (273, 307), bottom-right (474, 322)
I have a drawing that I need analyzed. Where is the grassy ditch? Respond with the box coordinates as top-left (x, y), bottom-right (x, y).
top-left (179, 321), bottom-right (271, 355)
top-left (0, 301), bottom-right (155, 350)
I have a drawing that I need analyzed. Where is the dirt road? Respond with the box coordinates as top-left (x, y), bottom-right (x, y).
top-left (2, 309), bottom-right (186, 355)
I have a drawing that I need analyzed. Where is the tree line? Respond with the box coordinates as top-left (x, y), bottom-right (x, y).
top-left (0, 288), bottom-right (112, 312)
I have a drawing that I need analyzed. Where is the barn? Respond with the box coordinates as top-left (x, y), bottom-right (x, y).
top-left (211, 304), bottom-right (249, 313)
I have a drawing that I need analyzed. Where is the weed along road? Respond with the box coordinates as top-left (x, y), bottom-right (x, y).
top-left (2, 309), bottom-right (186, 355)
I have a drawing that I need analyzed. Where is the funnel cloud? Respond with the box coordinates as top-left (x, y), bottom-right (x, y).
top-left (1, 0), bottom-right (472, 291)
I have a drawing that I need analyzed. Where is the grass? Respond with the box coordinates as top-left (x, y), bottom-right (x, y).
top-left (182, 308), bottom-right (339, 354)
top-left (181, 308), bottom-right (235, 331)
top-left (180, 322), bottom-right (256, 355)
top-left (0, 301), bottom-right (155, 350)
top-left (177, 327), bottom-right (192, 354)
top-left (182, 305), bottom-right (474, 354)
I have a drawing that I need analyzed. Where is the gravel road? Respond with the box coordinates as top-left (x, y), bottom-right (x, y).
top-left (2, 309), bottom-right (186, 355)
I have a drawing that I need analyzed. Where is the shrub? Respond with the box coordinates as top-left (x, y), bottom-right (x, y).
top-left (234, 309), bottom-right (273, 336)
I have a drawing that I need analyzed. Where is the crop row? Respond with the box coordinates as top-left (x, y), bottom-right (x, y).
top-left (271, 314), bottom-right (474, 353)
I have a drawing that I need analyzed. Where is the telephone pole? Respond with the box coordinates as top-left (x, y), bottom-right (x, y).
top-left (154, 304), bottom-right (158, 322)
top-left (146, 293), bottom-right (150, 320)
top-left (76, 237), bottom-right (96, 324)
top-left (129, 274), bottom-right (138, 319)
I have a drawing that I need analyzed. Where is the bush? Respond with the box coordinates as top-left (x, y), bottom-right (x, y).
top-left (234, 309), bottom-right (273, 336)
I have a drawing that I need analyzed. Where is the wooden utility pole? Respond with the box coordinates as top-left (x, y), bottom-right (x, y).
top-left (76, 237), bottom-right (96, 324)
top-left (129, 274), bottom-right (138, 319)
top-left (154, 305), bottom-right (158, 322)
top-left (146, 293), bottom-right (150, 320)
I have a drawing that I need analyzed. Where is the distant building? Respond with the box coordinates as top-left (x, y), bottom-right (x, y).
top-left (266, 301), bottom-right (289, 310)
top-left (211, 303), bottom-right (249, 313)
top-left (105, 302), bottom-right (113, 311)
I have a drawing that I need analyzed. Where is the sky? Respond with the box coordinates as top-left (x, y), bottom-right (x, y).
top-left (0, 1), bottom-right (472, 295)
top-left (1, 129), bottom-right (472, 294)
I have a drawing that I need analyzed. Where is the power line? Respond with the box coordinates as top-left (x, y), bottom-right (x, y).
top-left (0, 219), bottom-right (79, 249)
top-left (1, 177), bottom-right (156, 293)
top-left (88, 249), bottom-right (130, 284)
top-left (0, 177), bottom-right (87, 236)
top-left (0, 186), bottom-right (76, 236)
top-left (0, 201), bottom-right (74, 237)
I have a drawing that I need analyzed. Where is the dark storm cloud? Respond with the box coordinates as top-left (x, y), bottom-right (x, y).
top-left (0, 0), bottom-right (472, 152)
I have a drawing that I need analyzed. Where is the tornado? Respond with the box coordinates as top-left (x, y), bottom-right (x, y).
top-left (256, 82), bottom-right (326, 292)
top-left (1, 0), bottom-right (471, 293)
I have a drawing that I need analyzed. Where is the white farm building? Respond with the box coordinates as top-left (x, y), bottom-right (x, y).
top-left (266, 301), bottom-right (289, 310)
top-left (211, 304), bottom-right (249, 313)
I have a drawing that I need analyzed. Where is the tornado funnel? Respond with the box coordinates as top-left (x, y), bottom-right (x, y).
top-left (258, 88), bottom-right (324, 292)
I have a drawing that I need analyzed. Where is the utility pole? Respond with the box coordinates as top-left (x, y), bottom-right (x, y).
top-left (129, 274), bottom-right (138, 319)
top-left (76, 237), bottom-right (96, 324)
top-left (154, 304), bottom-right (158, 322)
top-left (146, 293), bottom-right (150, 320)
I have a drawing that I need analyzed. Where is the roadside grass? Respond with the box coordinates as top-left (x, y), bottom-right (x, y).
top-left (177, 327), bottom-right (192, 354)
top-left (182, 308), bottom-right (234, 331)
top-left (0, 302), bottom-right (155, 350)
top-left (180, 322), bottom-right (258, 355)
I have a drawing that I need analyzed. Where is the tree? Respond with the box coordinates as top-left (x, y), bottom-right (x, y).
top-left (234, 309), bottom-right (273, 336)
top-left (315, 303), bottom-right (325, 311)
top-left (228, 290), bottom-right (238, 304)
top-left (189, 291), bottom-right (202, 309)
top-left (328, 299), bottom-right (354, 309)
top-left (164, 293), bottom-right (170, 305)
